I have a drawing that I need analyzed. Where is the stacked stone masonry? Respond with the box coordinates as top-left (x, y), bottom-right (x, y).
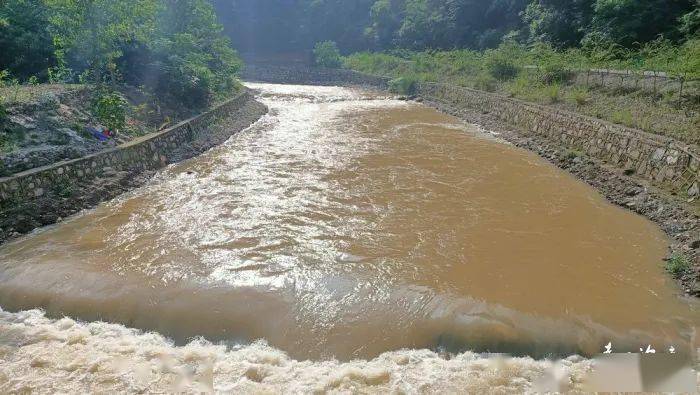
top-left (0, 92), bottom-right (259, 204)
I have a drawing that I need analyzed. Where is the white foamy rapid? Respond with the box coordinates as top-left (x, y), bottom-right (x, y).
top-left (0, 308), bottom-right (593, 393)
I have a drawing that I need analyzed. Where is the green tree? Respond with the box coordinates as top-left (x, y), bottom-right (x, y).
top-left (587, 0), bottom-right (696, 47)
top-left (484, 42), bottom-right (525, 80)
top-left (148, 0), bottom-right (243, 108)
top-left (44, 0), bottom-right (160, 83)
top-left (0, 0), bottom-right (56, 80)
top-left (367, 0), bottom-right (405, 49)
top-left (313, 41), bottom-right (343, 68)
top-left (522, 0), bottom-right (594, 48)
top-left (679, 2), bottom-right (700, 39)
top-left (304, 0), bottom-right (375, 52)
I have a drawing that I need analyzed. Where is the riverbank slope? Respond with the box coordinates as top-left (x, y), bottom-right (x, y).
top-left (0, 89), bottom-right (267, 244)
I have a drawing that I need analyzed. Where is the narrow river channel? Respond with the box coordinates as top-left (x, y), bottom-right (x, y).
top-left (1, 83), bottom-right (698, 390)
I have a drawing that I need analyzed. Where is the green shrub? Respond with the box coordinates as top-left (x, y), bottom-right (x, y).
top-left (507, 75), bottom-right (530, 97)
top-left (0, 70), bottom-right (9, 87)
top-left (484, 44), bottom-right (523, 81)
top-left (155, 59), bottom-right (216, 109)
top-left (473, 73), bottom-right (497, 92)
top-left (539, 63), bottom-right (571, 85)
top-left (544, 84), bottom-right (561, 103)
top-left (388, 76), bottom-right (418, 95)
top-left (0, 161), bottom-right (9, 178)
top-left (485, 55), bottom-right (520, 81)
top-left (343, 52), bottom-right (413, 76)
top-left (0, 132), bottom-right (17, 153)
top-left (569, 87), bottom-right (590, 106)
top-left (313, 41), bottom-right (343, 68)
top-left (53, 179), bottom-right (74, 198)
top-left (0, 99), bottom-right (6, 124)
top-left (564, 149), bottom-right (583, 159)
top-left (93, 91), bottom-right (128, 132)
top-left (666, 254), bottom-right (691, 277)
top-left (611, 108), bottom-right (634, 127)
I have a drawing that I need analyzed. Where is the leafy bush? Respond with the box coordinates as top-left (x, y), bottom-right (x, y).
top-left (313, 41), bottom-right (343, 68)
top-left (92, 91), bottom-right (128, 132)
top-left (473, 73), bottom-right (497, 92)
top-left (666, 254), bottom-right (690, 277)
top-left (539, 63), bottom-right (571, 85)
top-left (569, 87), bottom-right (590, 106)
top-left (484, 53), bottom-right (520, 81)
top-left (507, 75), bottom-right (530, 97)
top-left (531, 42), bottom-right (572, 84)
top-left (544, 84), bottom-right (561, 103)
top-left (564, 149), bottom-right (583, 160)
top-left (0, 125), bottom-right (22, 153)
top-left (483, 43), bottom-right (523, 81)
top-left (680, 8), bottom-right (700, 40)
top-left (39, 0), bottom-right (241, 109)
top-left (52, 179), bottom-right (74, 198)
top-left (611, 108), bottom-right (634, 127)
top-left (388, 76), bottom-right (418, 95)
top-left (0, 99), bottom-right (6, 124)
top-left (344, 52), bottom-right (413, 76)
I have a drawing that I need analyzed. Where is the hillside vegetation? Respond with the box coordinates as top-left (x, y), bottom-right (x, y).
top-left (216, 0), bottom-right (698, 54)
top-left (344, 39), bottom-right (700, 144)
top-left (0, 0), bottom-right (243, 173)
top-left (1, 0), bottom-right (241, 108)
top-left (215, 0), bottom-right (699, 143)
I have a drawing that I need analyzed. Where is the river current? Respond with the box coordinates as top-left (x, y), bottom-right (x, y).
top-left (0, 83), bottom-right (697, 392)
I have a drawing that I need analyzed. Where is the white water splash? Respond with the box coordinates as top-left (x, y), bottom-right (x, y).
top-left (0, 308), bottom-right (594, 393)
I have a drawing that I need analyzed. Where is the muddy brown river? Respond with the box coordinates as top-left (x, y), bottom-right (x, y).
top-left (0, 83), bottom-right (698, 364)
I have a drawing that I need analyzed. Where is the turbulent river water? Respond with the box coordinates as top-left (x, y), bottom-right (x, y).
top-left (0, 83), bottom-right (698, 392)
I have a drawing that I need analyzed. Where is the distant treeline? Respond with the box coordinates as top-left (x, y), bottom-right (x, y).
top-left (213, 0), bottom-right (699, 54)
top-left (0, 0), bottom-right (242, 108)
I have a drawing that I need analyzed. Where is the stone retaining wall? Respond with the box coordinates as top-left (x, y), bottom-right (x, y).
top-left (0, 91), bottom-right (267, 218)
top-left (416, 82), bottom-right (699, 197)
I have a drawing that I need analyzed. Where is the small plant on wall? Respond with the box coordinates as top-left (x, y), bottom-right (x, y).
top-left (92, 90), bottom-right (128, 133)
top-left (666, 253), bottom-right (691, 278)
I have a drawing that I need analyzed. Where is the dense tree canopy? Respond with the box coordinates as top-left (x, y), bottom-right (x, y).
top-left (213, 0), bottom-right (698, 54)
top-left (1, 0), bottom-right (241, 108)
top-left (1, 0), bottom-right (698, 85)
top-left (0, 0), bottom-right (56, 80)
